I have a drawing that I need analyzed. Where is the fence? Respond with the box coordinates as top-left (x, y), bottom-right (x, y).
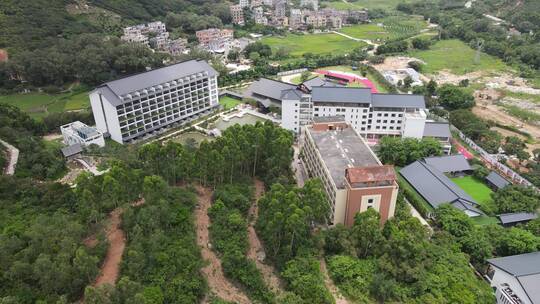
top-left (450, 125), bottom-right (536, 189)
top-left (277, 68), bottom-right (307, 77)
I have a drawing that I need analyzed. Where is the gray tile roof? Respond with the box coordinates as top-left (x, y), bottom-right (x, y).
top-left (102, 60), bottom-right (217, 96)
top-left (498, 212), bottom-right (538, 225)
top-left (311, 87), bottom-right (372, 104)
top-left (400, 160), bottom-right (480, 211)
top-left (308, 126), bottom-right (379, 188)
top-left (61, 143), bottom-right (83, 158)
top-left (423, 154), bottom-right (471, 173)
top-left (302, 77), bottom-right (343, 91)
top-left (244, 78), bottom-right (298, 107)
top-left (423, 121), bottom-right (451, 138)
top-left (488, 251), bottom-right (540, 304)
top-left (371, 94), bottom-right (425, 108)
top-left (486, 171), bottom-right (510, 190)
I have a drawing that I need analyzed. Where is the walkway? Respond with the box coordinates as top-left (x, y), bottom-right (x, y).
top-left (247, 179), bottom-right (286, 295)
top-left (330, 31), bottom-right (379, 54)
top-left (93, 207), bottom-right (126, 287)
top-left (195, 186), bottom-right (251, 304)
top-left (320, 258), bottom-right (349, 304)
top-left (0, 139), bottom-right (19, 175)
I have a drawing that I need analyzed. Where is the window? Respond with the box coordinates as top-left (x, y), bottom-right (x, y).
top-left (315, 108), bottom-right (319, 112)
top-left (368, 198), bottom-right (374, 204)
top-left (383, 120), bottom-right (387, 123)
top-left (398, 114), bottom-right (403, 117)
top-left (390, 120), bottom-right (395, 123)
top-left (384, 113), bottom-right (388, 117)
top-left (377, 113), bottom-right (382, 117)
top-left (391, 113), bottom-right (396, 117)
top-left (361, 127), bottom-right (366, 131)
top-left (376, 126), bottom-right (380, 129)
top-left (382, 126), bottom-right (387, 129)
top-left (376, 120), bottom-right (381, 123)
top-left (396, 126), bottom-right (401, 130)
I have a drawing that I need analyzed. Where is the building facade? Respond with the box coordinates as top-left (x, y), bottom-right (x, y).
top-left (301, 119), bottom-right (398, 226)
top-left (89, 60), bottom-right (219, 144)
top-left (61, 121), bottom-right (105, 147)
top-left (230, 4), bottom-right (245, 25)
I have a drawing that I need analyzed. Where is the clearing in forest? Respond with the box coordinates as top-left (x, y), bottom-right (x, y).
top-left (194, 186), bottom-right (251, 304)
top-left (247, 179), bottom-right (286, 295)
top-left (320, 258), bottom-right (350, 304)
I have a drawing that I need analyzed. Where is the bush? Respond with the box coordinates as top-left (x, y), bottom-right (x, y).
top-left (397, 178), bottom-right (431, 218)
top-left (282, 256), bottom-right (333, 304)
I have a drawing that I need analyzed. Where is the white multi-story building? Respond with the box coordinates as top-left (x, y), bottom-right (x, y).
top-left (89, 60), bottom-right (219, 144)
top-left (245, 78), bottom-right (452, 148)
top-left (239, 0), bottom-right (250, 8)
top-left (61, 121), bottom-right (105, 147)
top-left (487, 251), bottom-right (540, 304)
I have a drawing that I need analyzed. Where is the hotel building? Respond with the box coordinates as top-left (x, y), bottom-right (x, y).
top-left (89, 60), bottom-right (219, 144)
top-left (301, 118), bottom-right (399, 226)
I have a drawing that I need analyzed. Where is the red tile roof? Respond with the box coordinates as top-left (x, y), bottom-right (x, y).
top-left (346, 165), bottom-right (396, 184)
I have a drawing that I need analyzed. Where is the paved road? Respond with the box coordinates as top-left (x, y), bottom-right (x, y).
top-left (0, 139), bottom-right (19, 175)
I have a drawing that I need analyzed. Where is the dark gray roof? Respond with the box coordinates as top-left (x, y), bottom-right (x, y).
top-left (371, 94), bottom-right (425, 108)
top-left (423, 121), bottom-right (451, 138)
top-left (311, 87), bottom-right (372, 104)
top-left (486, 171), bottom-right (510, 189)
top-left (498, 212), bottom-right (538, 225)
top-left (281, 88), bottom-right (303, 100)
top-left (488, 251), bottom-right (540, 303)
top-left (307, 126), bottom-right (379, 188)
top-left (302, 77), bottom-right (343, 91)
top-left (61, 143), bottom-right (83, 157)
top-left (244, 78), bottom-right (298, 107)
top-left (423, 154), bottom-right (471, 173)
top-left (400, 161), bottom-right (480, 211)
top-left (104, 60), bottom-right (216, 96)
top-left (451, 200), bottom-right (484, 215)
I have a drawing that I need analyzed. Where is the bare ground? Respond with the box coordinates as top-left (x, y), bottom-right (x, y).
top-left (319, 258), bottom-right (349, 304)
top-left (93, 207), bottom-right (126, 287)
top-left (247, 179), bottom-right (286, 295)
top-left (195, 185), bottom-right (251, 304)
top-left (473, 102), bottom-right (540, 139)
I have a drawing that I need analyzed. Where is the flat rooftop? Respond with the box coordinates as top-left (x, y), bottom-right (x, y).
top-left (307, 126), bottom-right (380, 188)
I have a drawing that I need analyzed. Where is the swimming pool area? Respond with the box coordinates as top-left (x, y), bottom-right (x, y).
top-left (211, 113), bottom-right (268, 131)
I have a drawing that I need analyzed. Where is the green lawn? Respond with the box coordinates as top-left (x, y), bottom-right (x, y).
top-left (408, 39), bottom-right (511, 75)
top-left (219, 96), bottom-right (242, 110)
top-left (0, 90), bottom-right (91, 119)
top-left (472, 216), bottom-right (500, 226)
top-left (451, 176), bottom-right (493, 205)
top-left (322, 0), bottom-right (414, 11)
top-left (501, 90), bottom-right (540, 104)
top-left (261, 33), bottom-right (365, 57)
top-left (339, 16), bottom-right (428, 42)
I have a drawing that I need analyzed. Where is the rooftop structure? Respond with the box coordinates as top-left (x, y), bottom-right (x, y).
top-left (400, 157), bottom-right (483, 217)
top-left (90, 60), bottom-right (219, 144)
top-left (487, 251), bottom-right (540, 304)
top-left (486, 171), bottom-right (511, 190)
top-left (61, 121), bottom-right (105, 148)
top-left (498, 212), bottom-right (538, 227)
top-left (423, 154), bottom-right (471, 173)
top-left (301, 122), bottom-right (398, 226)
top-left (61, 143), bottom-right (83, 158)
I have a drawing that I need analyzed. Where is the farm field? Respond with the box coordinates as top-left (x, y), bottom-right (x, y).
top-left (219, 96), bottom-right (242, 110)
top-left (0, 90), bottom-right (91, 119)
top-left (339, 16), bottom-right (428, 42)
top-left (322, 0), bottom-right (414, 11)
top-left (408, 39), bottom-right (510, 75)
top-left (261, 33), bottom-right (365, 57)
top-left (451, 176), bottom-right (493, 205)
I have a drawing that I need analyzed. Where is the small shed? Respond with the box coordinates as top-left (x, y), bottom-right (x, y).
top-left (61, 143), bottom-right (83, 159)
top-left (485, 171), bottom-right (510, 191)
top-left (498, 212), bottom-right (538, 227)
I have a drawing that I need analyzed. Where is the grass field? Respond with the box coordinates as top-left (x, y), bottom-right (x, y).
top-left (261, 33), bottom-right (365, 57)
top-left (339, 16), bottom-right (428, 42)
top-left (451, 176), bottom-right (493, 205)
top-left (472, 216), bottom-right (500, 226)
top-left (501, 91), bottom-right (540, 104)
top-left (408, 39), bottom-right (510, 75)
top-left (0, 90), bottom-right (91, 119)
top-left (499, 104), bottom-right (540, 124)
top-left (322, 0), bottom-right (414, 11)
top-left (219, 96), bottom-right (242, 110)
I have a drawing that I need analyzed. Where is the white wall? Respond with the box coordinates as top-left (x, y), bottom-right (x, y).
top-left (281, 99), bottom-right (300, 133)
top-left (402, 111), bottom-right (426, 139)
top-left (89, 92), bottom-right (108, 136)
top-left (490, 267), bottom-right (532, 304)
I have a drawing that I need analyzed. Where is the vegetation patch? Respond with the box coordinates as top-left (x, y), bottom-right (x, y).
top-left (339, 16), bottom-right (427, 42)
top-left (322, 0), bottom-right (414, 11)
top-left (0, 90), bottom-right (91, 119)
top-left (219, 96), bottom-right (242, 110)
top-left (408, 39), bottom-right (510, 75)
top-left (451, 176), bottom-right (493, 205)
top-left (261, 33), bottom-right (365, 57)
top-left (499, 103), bottom-right (540, 125)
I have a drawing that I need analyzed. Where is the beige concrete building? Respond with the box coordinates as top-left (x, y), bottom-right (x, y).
top-left (230, 4), bottom-right (245, 25)
top-left (301, 118), bottom-right (398, 226)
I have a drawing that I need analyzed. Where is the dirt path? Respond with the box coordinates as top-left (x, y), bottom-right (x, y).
top-left (93, 207), bottom-right (125, 286)
top-left (0, 139), bottom-right (19, 175)
top-left (195, 186), bottom-right (251, 304)
top-left (247, 180), bottom-right (286, 295)
top-left (474, 102), bottom-right (540, 140)
top-left (320, 258), bottom-right (350, 304)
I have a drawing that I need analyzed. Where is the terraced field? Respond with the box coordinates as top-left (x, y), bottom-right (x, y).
top-left (339, 16), bottom-right (429, 42)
